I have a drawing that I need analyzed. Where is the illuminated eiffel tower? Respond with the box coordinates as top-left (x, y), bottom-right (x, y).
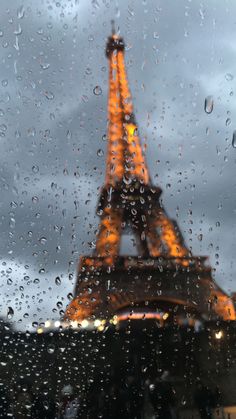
top-left (65, 27), bottom-right (235, 324)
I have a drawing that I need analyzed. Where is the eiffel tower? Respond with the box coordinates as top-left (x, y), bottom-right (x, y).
top-left (65, 27), bottom-right (235, 324)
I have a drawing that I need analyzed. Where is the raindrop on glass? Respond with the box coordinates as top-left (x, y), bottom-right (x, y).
top-left (32, 196), bottom-right (39, 204)
top-left (97, 149), bottom-right (104, 157)
top-left (27, 127), bottom-right (36, 137)
top-left (66, 130), bottom-right (72, 140)
top-left (232, 131), bottom-right (236, 148)
top-left (17, 6), bottom-right (25, 19)
top-left (82, 95), bottom-right (88, 103)
top-left (226, 118), bottom-right (231, 126)
top-left (225, 73), bottom-right (234, 81)
top-left (44, 91), bottom-right (54, 100)
top-left (123, 175), bottom-right (132, 185)
top-left (204, 96), bottom-right (213, 114)
top-left (93, 85), bottom-right (102, 96)
top-left (55, 276), bottom-right (61, 286)
top-left (32, 165), bottom-right (39, 174)
top-left (14, 25), bottom-right (22, 35)
top-left (7, 307), bottom-right (14, 320)
top-left (39, 237), bottom-right (47, 245)
top-left (40, 63), bottom-right (50, 70)
top-left (47, 344), bottom-right (55, 354)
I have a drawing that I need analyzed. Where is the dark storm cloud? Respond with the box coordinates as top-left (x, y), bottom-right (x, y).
top-left (1, 0), bottom-right (236, 328)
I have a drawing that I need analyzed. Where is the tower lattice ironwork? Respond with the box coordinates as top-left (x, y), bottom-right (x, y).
top-left (64, 29), bottom-right (235, 323)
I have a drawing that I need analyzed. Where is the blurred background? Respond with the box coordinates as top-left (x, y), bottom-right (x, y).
top-left (0, 0), bottom-right (236, 330)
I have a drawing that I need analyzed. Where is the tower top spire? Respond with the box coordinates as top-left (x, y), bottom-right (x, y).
top-left (105, 26), bottom-right (124, 57)
top-left (111, 19), bottom-right (116, 35)
top-left (105, 30), bottom-right (149, 186)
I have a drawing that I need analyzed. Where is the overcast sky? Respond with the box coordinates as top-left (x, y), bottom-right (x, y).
top-left (1, 0), bottom-right (236, 330)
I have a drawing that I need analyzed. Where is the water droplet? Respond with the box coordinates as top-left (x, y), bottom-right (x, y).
top-left (32, 165), bottom-right (39, 174)
top-left (10, 201), bottom-right (18, 209)
top-left (40, 63), bottom-right (50, 70)
top-left (14, 25), bottom-right (22, 35)
top-left (226, 118), bottom-right (231, 126)
top-left (27, 127), bottom-right (36, 137)
top-left (232, 131), bottom-right (236, 148)
top-left (32, 196), bottom-right (39, 204)
top-left (9, 218), bottom-right (15, 229)
top-left (123, 175), bottom-right (132, 185)
top-left (55, 276), bottom-right (61, 285)
top-left (51, 182), bottom-right (57, 191)
top-left (7, 307), bottom-right (14, 320)
top-left (44, 91), bottom-right (54, 100)
top-left (47, 344), bottom-right (55, 354)
top-left (225, 73), bottom-right (234, 81)
top-left (97, 149), bottom-right (104, 157)
top-left (1, 80), bottom-right (8, 87)
top-left (17, 6), bottom-right (25, 19)
top-left (66, 130), bottom-right (72, 140)
top-left (39, 237), bottom-right (47, 245)
top-left (82, 95), bottom-right (88, 103)
top-left (204, 96), bottom-right (213, 114)
top-left (93, 85), bottom-right (102, 96)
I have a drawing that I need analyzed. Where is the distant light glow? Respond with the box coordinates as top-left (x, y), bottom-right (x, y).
top-left (116, 311), bottom-right (164, 322)
top-left (54, 321), bottom-right (60, 328)
top-left (81, 319), bottom-right (89, 328)
top-left (94, 319), bottom-right (102, 327)
top-left (37, 327), bottom-right (44, 334)
top-left (45, 321), bottom-right (51, 328)
top-left (215, 330), bottom-right (223, 339)
top-left (110, 315), bottom-right (118, 325)
top-left (97, 325), bottom-right (105, 332)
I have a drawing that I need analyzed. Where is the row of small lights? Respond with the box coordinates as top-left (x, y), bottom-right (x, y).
top-left (37, 317), bottom-right (117, 334)
top-left (36, 312), bottom-right (171, 334)
top-left (36, 317), bottom-right (224, 340)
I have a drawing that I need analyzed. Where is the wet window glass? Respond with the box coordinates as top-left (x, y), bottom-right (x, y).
top-left (0, 1), bottom-right (236, 418)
